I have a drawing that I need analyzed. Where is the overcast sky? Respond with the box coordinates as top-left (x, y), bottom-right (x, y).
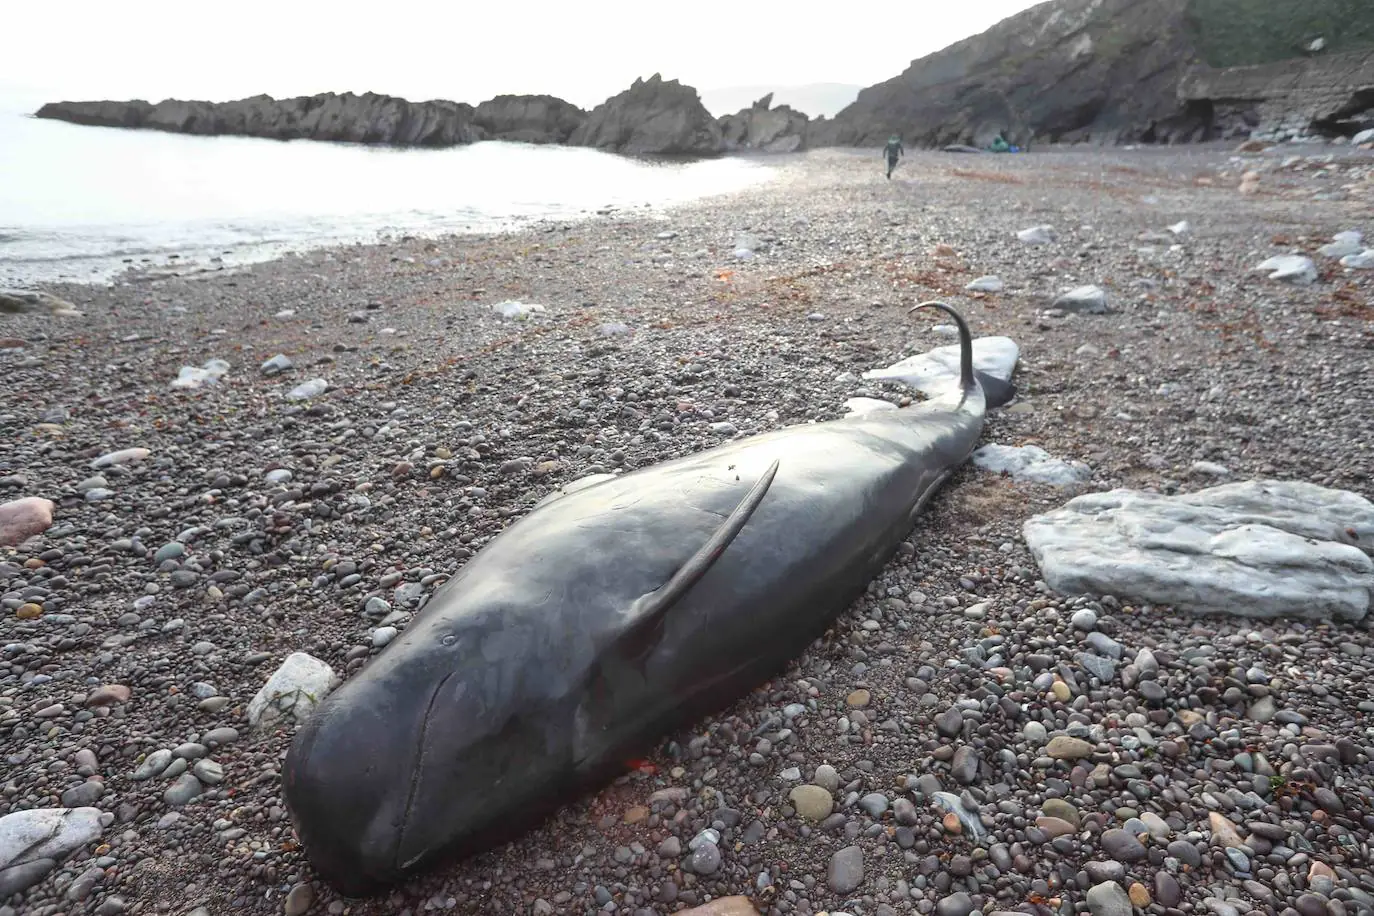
top-left (2, 0), bottom-right (1046, 109)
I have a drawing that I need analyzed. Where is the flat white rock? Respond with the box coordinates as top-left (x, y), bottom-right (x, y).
top-left (90, 447), bottom-right (150, 470)
top-left (260, 354), bottom-right (294, 375)
top-left (247, 652), bottom-right (340, 729)
top-left (972, 444), bottom-right (1091, 486)
top-left (1340, 249), bottom-right (1374, 270)
top-left (1052, 285), bottom-right (1109, 314)
top-left (1318, 231), bottom-right (1363, 259)
top-left (1254, 254), bottom-right (1317, 284)
top-left (171, 359), bottom-right (231, 389)
top-left (0, 807), bottom-right (103, 870)
top-left (1023, 479), bottom-right (1374, 621)
top-left (285, 378), bottom-right (328, 401)
top-left (1353, 127), bottom-right (1374, 146)
top-left (965, 275), bottom-right (1004, 292)
top-left (1017, 225), bottom-right (1056, 245)
top-left (490, 300), bottom-right (546, 319)
top-left (862, 336), bottom-right (1019, 397)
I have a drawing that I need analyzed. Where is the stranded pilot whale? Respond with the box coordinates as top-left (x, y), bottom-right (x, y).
top-left (281, 302), bottom-right (1018, 896)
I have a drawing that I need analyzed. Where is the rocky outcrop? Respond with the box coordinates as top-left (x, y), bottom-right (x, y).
top-left (36, 92), bottom-right (484, 146)
top-left (1178, 48), bottom-right (1374, 141)
top-left (717, 94), bottom-right (810, 153)
top-left (823, 0), bottom-right (1204, 148)
top-left (472, 94), bottom-right (587, 144)
top-left (568, 74), bottom-right (723, 156)
top-left (34, 78), bottom-right (808, 157)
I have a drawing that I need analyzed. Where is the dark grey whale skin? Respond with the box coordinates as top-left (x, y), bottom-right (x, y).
top-left (281, 304), bottom-right (1014, 897)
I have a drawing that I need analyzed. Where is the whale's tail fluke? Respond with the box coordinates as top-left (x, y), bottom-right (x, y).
top-left (907, 300), bottom-right (1016, 409)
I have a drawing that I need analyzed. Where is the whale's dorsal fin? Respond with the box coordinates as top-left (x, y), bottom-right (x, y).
top-left (617, 458), bottom-right (781, 667)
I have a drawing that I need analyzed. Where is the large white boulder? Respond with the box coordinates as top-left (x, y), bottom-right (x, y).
top-left (1318, 231), bottom-right (1363, 259)
top-left (0, 807), bottom-right (103, 871)
top-left (1253, 254), bottom-right (1317, 285)
top-left (863, 336), bottom-right (1019, 398)
top-left (1052, 285), bottom-right (1109, 314)
top-left (247, 652), bottom-right (340, 729)
top-left (1022, 480), bottom-right (1374, 621)
top-left (972, 444), bottom-right (1091, 486)
top-left (1341, 249), bottom-right (1374, 270)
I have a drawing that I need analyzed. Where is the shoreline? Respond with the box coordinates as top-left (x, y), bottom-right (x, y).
top-left (8, 137), bottom-right (1362, 295)
top-left (0, 130), bottom-right (796, 290)
top-left (1, 144), bottom-right (1372, 916)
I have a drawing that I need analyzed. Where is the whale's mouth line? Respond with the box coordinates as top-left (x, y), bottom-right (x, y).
top-left (395, 670), bottom-right (456, 870)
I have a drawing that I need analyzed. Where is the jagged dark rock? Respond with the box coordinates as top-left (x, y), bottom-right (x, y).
top-left (717, 94), bottom-right (810, 153)
top-left (471, 94), bottom-right (587, 144)
top-left (568, 74), bottom-right (724, 156)
top-left (35, 92), bottom-right (484, 146)
top-left (33, 78), bottom-right (797, 157)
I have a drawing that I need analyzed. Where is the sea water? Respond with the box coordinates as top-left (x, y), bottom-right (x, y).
top-left (0, 96), bottom-right (776, 285)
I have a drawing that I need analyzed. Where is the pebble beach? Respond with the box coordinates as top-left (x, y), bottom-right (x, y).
top-left (1, 142), bottom-right (1373, 916)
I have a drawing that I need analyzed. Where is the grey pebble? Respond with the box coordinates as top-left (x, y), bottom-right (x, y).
top-left (133, 748), bottom-right (173, 780)
top-left (935, 706), bottom-right (963, 738)
top-left (283, 883), bottom-right (313, 916)
top-left (828, 844), bottom-right (865, 894)
top-left (60, 780), bottom-right (105, 807)
top-left (1100, 827), bottom-right (1146, 862)
top-left (94, 898), bottom-right (126, 916)
top-left (936, 892), bottom-right (974, 916)
top-left (1086, 881), bottom-right (1132, 916)
top-left (203, 727), bottom-right (239, 747)
top-left (163, 773), bottom-right (203, 806)
top-left (689, 842), bottom-right (721, 875)
top-left (951, 746), bottom-right (980, 784)
top-left (192, 759), bottom-right (224, 785)
top-left (859, 793), bottom-right (889, 817)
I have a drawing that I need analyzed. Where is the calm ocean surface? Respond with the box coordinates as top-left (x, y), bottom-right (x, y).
top-left (0, 96), bottom-right (777, 286)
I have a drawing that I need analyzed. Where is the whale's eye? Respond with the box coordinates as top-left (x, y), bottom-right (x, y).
top-left (441, 634), bottom-right (457, 647)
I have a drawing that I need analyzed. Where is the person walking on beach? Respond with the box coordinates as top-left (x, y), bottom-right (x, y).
top-left (884, 134), bottom-right (904, 179)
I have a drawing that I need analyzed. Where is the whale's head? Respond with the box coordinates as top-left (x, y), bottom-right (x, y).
top-left (281, 586), bottom-right (585, 896)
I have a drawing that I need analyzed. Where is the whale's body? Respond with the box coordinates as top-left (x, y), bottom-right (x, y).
top-left (281, 304), bottom-right (1016, 896)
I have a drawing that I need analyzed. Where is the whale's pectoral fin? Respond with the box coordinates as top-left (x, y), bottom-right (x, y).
top-left (617, 458), bottom-right (782, 668)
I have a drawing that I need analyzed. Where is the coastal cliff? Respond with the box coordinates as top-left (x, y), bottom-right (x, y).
top-left (816, 0), bottom-right (1203, 148)
top-left (817, 0), bottom-right (1374, 147)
